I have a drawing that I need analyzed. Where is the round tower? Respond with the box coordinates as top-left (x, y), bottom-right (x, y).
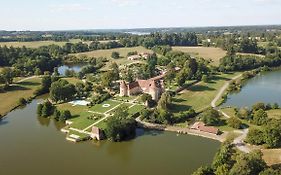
top-left (120, 80), bottom-right (128, 96)
top-left (149, 81), bottom-right (160, 101)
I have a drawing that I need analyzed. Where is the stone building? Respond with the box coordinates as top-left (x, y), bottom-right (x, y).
top-left (119, 74), bottom-right (165, 101)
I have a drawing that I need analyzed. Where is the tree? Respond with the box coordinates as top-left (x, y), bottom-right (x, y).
top-left (252, 109), bottom-right (268, 126)
top-left (192, 166), bottom-right (214, 175)
top-left (157, 92), bottom-right (172, 111)
top-left (41, 101), bottom-right (54, 117)
top-left (109, 62), bottom-right (120, 81)
top-left (105, 106), bottom-right (136, 141)
top-left (228, 117), bottom-right (243, 129)
top-left (101, 71), bottom-right (114, 87)
top-left (212, 142), bottom-right (234, 172)
top-left (18, 98), bottom-right (27, 106)
top-left (237, 107), bottom-right (250, 119)
top-left (229, 151), bottom-right (267, 175)
top-left (111, 51), bottom-right (120, 59)
top-left (59, 110), bottom-right (71, 122)
top-left (140, 93), bottom-right (153, 107)
top-left (259, 168), bottom-right (281, 175)
top-left (49, 79), bottom-right (76, 103)
top-left (263, 119), bottom-right (281, 148)
top-left (252, 102), bottom-right (266, 111)
top-left (199, 108), bottom-right (221, 126)
top-left (37, 104), bottom-right (43, 116)
top-left (245, 128), bottom-right (264, 145)
top-left (0, 67), bottom-right (14, 85)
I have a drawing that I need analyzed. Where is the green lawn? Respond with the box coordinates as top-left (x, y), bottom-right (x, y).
top-left (128, 105), bottom-right (145, 115)
top-left (0, 77), bottom-right (41, 116)
top-left (172, 72), bottom-right (241, 113)
top-left (69, 112), bottom-right (104, 130)
top-left (89, 100), bottom-right (122, 113)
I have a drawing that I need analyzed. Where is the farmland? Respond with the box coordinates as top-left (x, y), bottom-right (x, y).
top-left (72, 46), bottom-right (153, 68)
top-left (172, 46), bottom-right (227, 66)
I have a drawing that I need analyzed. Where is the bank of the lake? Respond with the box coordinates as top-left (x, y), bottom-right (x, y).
top-left (0, 98), bottom-right (220, 175)
top-left (222, 69), bottom-right (281, 108)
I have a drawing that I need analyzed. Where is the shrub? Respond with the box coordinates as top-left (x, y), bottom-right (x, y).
top-left (18, 98), bottom-right (27, 106)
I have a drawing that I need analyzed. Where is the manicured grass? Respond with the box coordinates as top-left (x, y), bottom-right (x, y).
top-left (56, 103), bottom-right (88, 116)
top-left (0, 39), bottom-right (89, 48)
top-left (0, 77), bottom-right (41, 116)
top-left (262, 149), bottom-right (281, 165)
top-left (95, 120), bottom-right (108, 130)
top-left (128, 104), bottom-right (145, 115)
top-left (72, 46), bottom-right (153, 69)
top-left (266, 109), bottom-right (281, 119)
top-left (69, 113), bottom-right (104, 130)
top-left (172, 72), bottom-right (240, 113)
top-left (172, 46), bottom-right (227, 66)
top-left (89, 100), bottom-right (122, 113)
top-left (221, 107), bottom-right (236, 118)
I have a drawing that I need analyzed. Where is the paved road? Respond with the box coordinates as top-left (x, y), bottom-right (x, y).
top-left (209, 73), bottom-right (252, 153)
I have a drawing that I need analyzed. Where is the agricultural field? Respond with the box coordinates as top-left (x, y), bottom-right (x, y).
top-left (172, 72), bottom-right (241, 113)
top-left (0, 39), bottom-right (89, 48)
top-left (172, 46), bottom-right (227, 66)
top-left (0, 77), bottom-right (41, 116)
top-left (72, 46), bottom-right (153, 69)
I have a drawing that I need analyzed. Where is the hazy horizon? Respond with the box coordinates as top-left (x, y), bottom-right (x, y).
top-left (1, 0), bottom-right (281, 31)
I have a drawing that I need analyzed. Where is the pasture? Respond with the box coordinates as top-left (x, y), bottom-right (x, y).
top-left (0, 77), bottom-right (41, 116)
top-left (72, 46), bottom-right (153, 68)
top-left (0, 39), bottom-right (91, 48)
top-left (172, 46), bottom-right (227, 66)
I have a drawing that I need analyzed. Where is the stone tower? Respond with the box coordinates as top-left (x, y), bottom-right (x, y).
top-left (149, 81), bottom-right (160, 101)
top-left (120, 80), bottom-right (128, 96)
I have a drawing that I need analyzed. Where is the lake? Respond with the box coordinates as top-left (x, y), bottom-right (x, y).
top-left (58, 63), bottom-right (88, 76)
top-left (0, 98), bottom-right (220, 175)
top-left (223, 69), bottom-right (281, 108)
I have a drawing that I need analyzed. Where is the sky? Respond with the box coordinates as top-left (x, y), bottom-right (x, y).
top-left (0, 0), bottom-right (281, 31)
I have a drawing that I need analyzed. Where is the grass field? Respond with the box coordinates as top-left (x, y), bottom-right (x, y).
top-left (172, 46), bottom-right (227, 66)
top-left (262, 149), bottom-right (281, 165)
top-left (172, 72), bottom-right (241, 113)
top-left (89, 100), bottom-right (122, 114)
top-left (0, 39), bottom-right (90, 48)
top-left (72, 46), bottom-right (153, 69)
top-left (0, 77), bottom-right (41, 116)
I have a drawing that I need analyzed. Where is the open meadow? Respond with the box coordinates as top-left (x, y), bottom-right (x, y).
top-left (72, 46), bottom-right (153, 69)
top-left (0, 77), bottom-right (41, 116)
top-left (172, 72), bottom-right (241, 114)
top-left (172, 46), bottom-right (227, 66)
top-left (0, 39), bottom-right (91, 48)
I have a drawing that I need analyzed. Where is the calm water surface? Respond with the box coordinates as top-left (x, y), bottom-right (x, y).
top-left (0, 99), bottom-right (220, 175)
top-left (223, 69), bottom-right (281, 108)
top-left (58, 63), bottom-right (88, 76)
